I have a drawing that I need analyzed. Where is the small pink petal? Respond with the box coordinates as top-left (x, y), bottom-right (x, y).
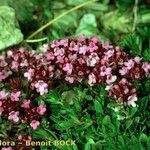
top-left (65, 76), bottom-right (74, 83)
top-left (21, 99), bottom-right (30, 108)
top-left (10, 91), bottom-right (21, 101)
top-left (30, 120), bottom-right (40, 130)
top-left (37, 105), bottom-right (46, 115)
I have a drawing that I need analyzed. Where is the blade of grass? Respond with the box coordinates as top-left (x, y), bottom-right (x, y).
top-left (132, 0), bottom-right (138, 32)
top-left (26, 37), bottom-right (48, 43)
top-left (25, 0), bottom-right (97, 41)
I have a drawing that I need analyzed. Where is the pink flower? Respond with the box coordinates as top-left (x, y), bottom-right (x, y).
top-left (119, 67), bottom-right (128, 75)
top-left (90, 36), bottom-right (98, 43)
top-left (142, 62), bottom-right (150, 73)
top-left (65, 76), bottom-right (74, 83)
top-left (3, 70), bottom-right (12, 78)
top-left (79, 45), bottom-right (88, 55)
top-left (0, 70), bottom-right (12, 82)
top-left (2, 147), bottom-right (12, 150)
top-left (127, 95), bottom-right (138, 107)
top-left (0, 59), bottom-right (7, 67)
top-left (123, 86), bottom-right (129, 94)
top-left (24, 69), bottom-right (34, 81)
top-left (100, 66), bottom-right (112, 76)
top-left (56, 56), bottom-right (64, 63)
top-left (7, 50), bottom-right (13, 57)
top-left (134, 56), bottom-right (142, 63)
top-left (30, 120), bottom-right (40, 130)
top-left (37, 105), bottom-right (46, 115)
top-left (8, 111), bottom-right (19, 122)
top-left (20, 59), bottom-right (28, 67)
top-left (34, 80), bottom-right (48, 95)
top-left (86, 53), bottom-right (99, 67)
top-left (119, 78), bottom-right (127, 85)
top-left (106, 75), bottom-right (117, 84)
top-left (0, 101), bottom-right (2, 106)
top-left (28, 135), bottom-right (32, 141)
top-left (10, 91), bottom-right (21, 101)
top-left (0, 72), bottom-right (5, 81)
top-left (78, 71), bottom-right (84, 76)
top-left (0, 56), bottom-right (5, 60)
top-left (78, 58), bottom-right (85, 65)
top-left (69, 41), bottom-right (79, 51)
top-left (113, 84), bottom-right (120, 90)
top-left (101, 56), bottom-right (109, 65)
top-left (104, 50), bottom-right (114, 58)
top-left (59, 39), bottom-right (68, 47)
top-left (18, 135), bottom-right (23, 140)
top-left (35, 54), bottom-right (43, 60)
top-left (54, 48), bottom-right (64, 56)
top-left (19, 47), bottom-right (25, 53)
top-left (11, 61), bottom-right (19, 69)
top-left (68, 54), bottom-right (77, 62)
top-left (51, 40), bottom-right (59, 48)
top-left (102, 41), bottom-right (113, 49)
top-left (13, 54), bottom-right (19, 61)
top-left (21, 99), bottom-right (30, 108)
top-left (48, 66), bottom-right (54, 72)
top-left (63, 63), bottom-right (73, 74)
top-left (89, 42), bottom-right (98, 52)
top-left (43, 44), bottom-right (49, 52)
top-left (88, 73), bottom-right (96, 86)
top-left (78, 35), bottom-right (86, 42)
top-left (46, 52), bottom-right (55, 60)
top-left (124, 59), bottom-right (134, 70)
top-left (0, 90), bottom-right (8, 99)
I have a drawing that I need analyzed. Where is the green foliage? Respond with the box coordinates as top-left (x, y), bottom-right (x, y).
top-left (76, 14), bottom-right (98, 37)
top-left (35, 83), bottom-right (150, 150)
top-left (101, 10), bottom-right (132, 33)
top-left (120, 34), bottom-right (142, 56)
top-left (120, 26), bottom-right (150, 59)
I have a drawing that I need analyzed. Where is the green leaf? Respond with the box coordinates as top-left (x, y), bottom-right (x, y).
top-left (144, 79), bottom-right (150, 93)
top-left (0, 6), bottom-right (23, 50)
top-left (129, 107), bottom-right (138, 117)
top-left (138, 13), bottom-right (150, 24)
top-left (32, 126), bottom-right (56, 140)
top-left (66, 0), bottom-right (108, 11)
top-left (125, 120), bottom-right (133, 130)
top-left (85, 138), bottom-right (95, 150)
top-left (43, 90), bottom-right (62, 105)
top-left (76, 13), bottom-right (98, 37)
top-left (101, 10), bottom-right (132, 33)
top-left (120, 34), bottom-right (142, 56)
top-left (139, 133), bottom-right (148, 143)
top-left (53, 11), bottom-right (78, 33)
top-left (61, 91), bottom-right (75, 105)
top-left (102, 115), bottom-right (111, 125)
top-left (143, 49), bottom-right (150, 61)
top-left (134, 117), bottom-right (140, 127)
top-left (94, 100), bottom-right (103, 117)
top-left (0, 6), bottom-right (23, 49)
top-left (146, 121), bottom-right (150, 128)
top-left (58, 119), bottom-right (76, 131)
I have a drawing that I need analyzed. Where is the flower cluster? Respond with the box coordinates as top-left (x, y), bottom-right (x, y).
top-left (0, 35), bottom-right (150, 109)
top-left (0, 90), bottom-right (46, 129)
top-left (107, 78), bottom-right (137, 107)
top-left (44, 36), bottom-right (149, 107)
